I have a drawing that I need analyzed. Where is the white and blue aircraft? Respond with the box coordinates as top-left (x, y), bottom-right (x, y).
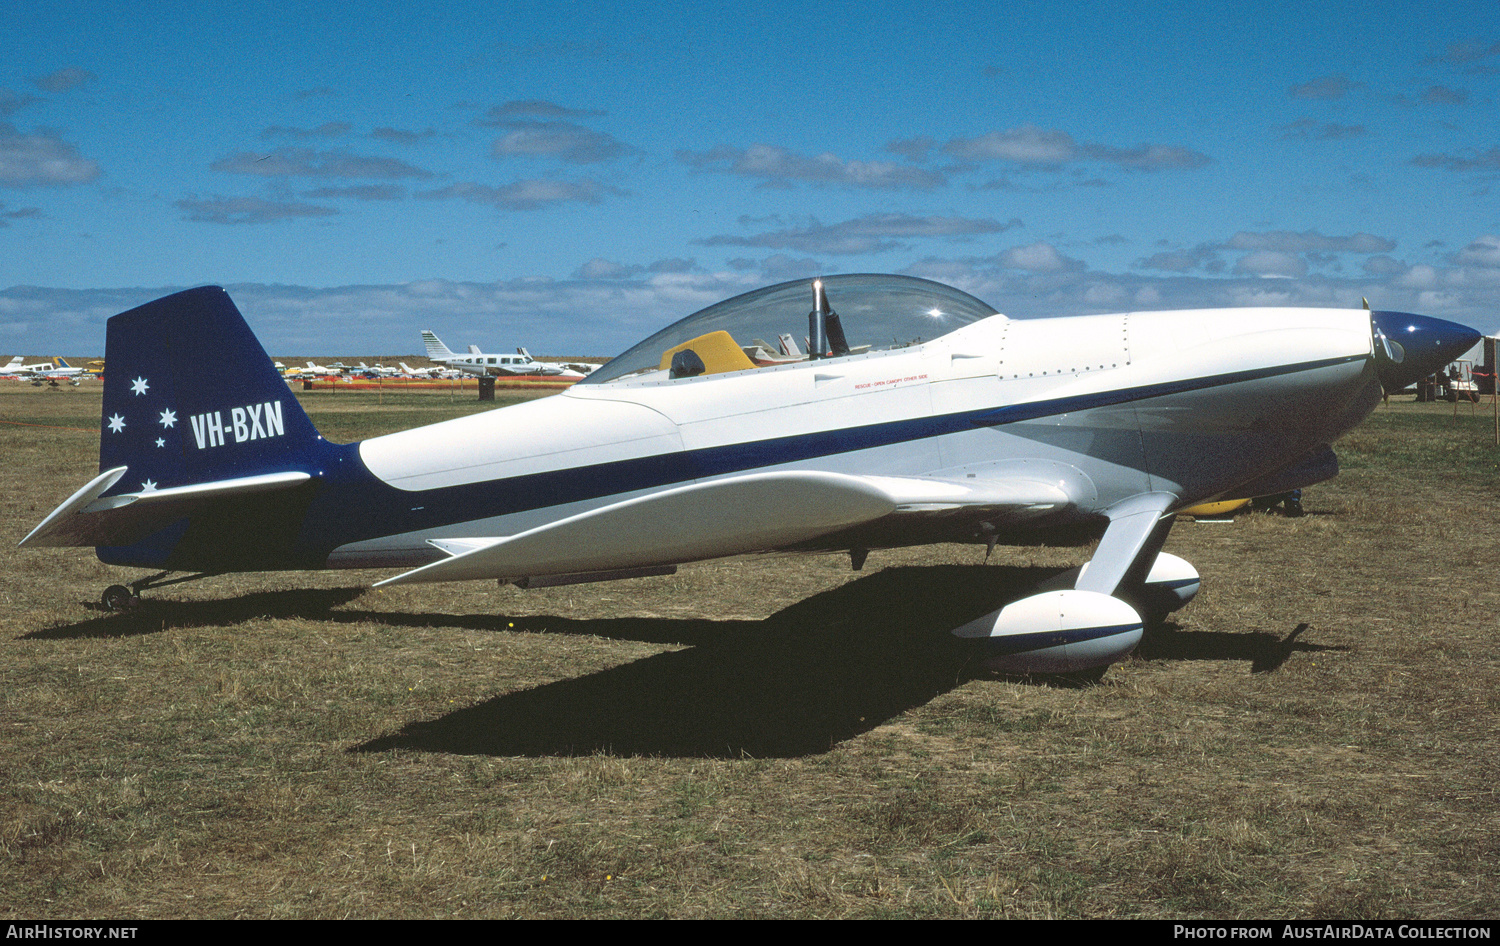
top-left (20, 276), bottom-right (1479, 674)
top-left (16, 356), bottom-right (88, 384)
top-left (421, 330), bottom-right (584, 379)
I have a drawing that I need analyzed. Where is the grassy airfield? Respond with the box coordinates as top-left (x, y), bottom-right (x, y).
top-left (1, 382), bottom-right (1497, 919)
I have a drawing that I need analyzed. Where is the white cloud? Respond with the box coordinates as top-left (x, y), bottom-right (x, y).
top-left (1288, 75), bottom-right (1360, 99)
top-left (1233, 251), bottom-right (1308, 278)
top-left (996, 242), bottom-right (1084, 272)
top-left (755, 254), bottom-right (824, 281)
top-left (944, 127), bottom-right (1078, 165)
top-left (301, 184), bottom-right (406, 201)
top-left (1421, 85), bottom-right (1469, 105)
top-left (574, 258), bottom-right (640, 280)
top-left (418, 178), bottom-right (623, 211)
top-left (678, 144), bottom-right (946, 190)
top-left (480, 100), bottom-right (607, 121)
top-left (942, 126), bottom-right (1210, 171)
top-left (32, 68), bottom-right (95, 93)
top-left (1277, 119), bottom-right (1367, 141)
top-left (370, 126), bottom-right (436, 145)
top-left (0, 124), bottom-right (100, 186)
top-left (1452, 235), bottom-right (1500, 268)
top-left (1079, 142), bottom-right (1211, 170)
top-left (175, 196), bottom-right (337, 224)
top-left (0, 88), bottom-right (40, 116)
top-left (1226, 230), bottom-right (1396, 254)
top-left (1409, 147), bottom-right (1500, 172)
top-left (1137, 246), bottom-right (1218, 273)
top-left (211, 148), bottom-right (433, 179)
top-left (260, 123), bottom-right (354, 139)
top-left (698, 213), bottom-right (1019, 255)
top-left (1362, 255), bottom-right (1407, 276)
top-left (489, 121), bottom-right (632, 164)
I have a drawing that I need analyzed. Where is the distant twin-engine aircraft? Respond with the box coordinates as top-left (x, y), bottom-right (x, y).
top-left (20, 276), bottom-right (1478, 675)
top-left (421, 330), bottom-right (585, 379)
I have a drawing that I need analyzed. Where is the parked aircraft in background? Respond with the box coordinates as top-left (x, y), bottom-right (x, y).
top-left (21, 277), bottom-right (1479, 675)
top-left (354, 362), bottom-right (400, 378)
top-left (422, 330), bottom-right (585, 378)
top-left (399, 362), bottom-right (463, 379)
top-left (19, 357), bottom-right (87, 384)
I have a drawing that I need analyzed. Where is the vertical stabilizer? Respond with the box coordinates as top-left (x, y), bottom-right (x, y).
top-left (421, 330), bottom-right (455, 360)
top-left (100, 286), bottom-right (324, 492)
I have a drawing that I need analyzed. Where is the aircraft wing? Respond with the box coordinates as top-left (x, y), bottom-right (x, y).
top-left (375, 470), bottom-right (1073, 587)
top-left (20, 467), bottom-right (312, 549)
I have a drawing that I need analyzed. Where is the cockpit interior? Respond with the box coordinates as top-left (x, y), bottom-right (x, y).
top-left (579, 274), bottom-right (1000, 386)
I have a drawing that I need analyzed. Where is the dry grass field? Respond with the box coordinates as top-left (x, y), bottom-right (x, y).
top-left (2, 382), bottom-right (1497, 919)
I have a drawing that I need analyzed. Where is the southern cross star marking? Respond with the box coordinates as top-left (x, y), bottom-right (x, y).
top-left (140, 480), bottom-right (158, 492)
top-left (159, 408), bottom-right (176, 428)
top-left (130, 377), bottom-right (149, 396)
top-left (155, 438), bottom-right (165, 448)
top-left (107, 414), bottom-right (126, 433)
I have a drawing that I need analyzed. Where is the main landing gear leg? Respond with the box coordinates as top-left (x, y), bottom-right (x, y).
top-left (953, 492), bottom-right (1190, 675)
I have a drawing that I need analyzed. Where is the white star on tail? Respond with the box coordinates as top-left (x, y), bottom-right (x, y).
top-left (130, 377), bottom-right (149, 396)
top-left (159, 408), bottom-right (176, 428)
top-left (107, 414), bottom-right (125, 433)
top-left (140, 480), bottom-right (157, 492)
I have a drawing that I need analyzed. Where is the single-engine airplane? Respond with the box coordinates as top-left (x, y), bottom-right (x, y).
top-left (20, 357), bottom-right (87, 385)
top-left (20, 276), bottom-right (1478, 674)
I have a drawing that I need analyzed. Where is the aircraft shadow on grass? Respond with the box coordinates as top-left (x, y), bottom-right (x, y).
top-left (21, 586), bottom-right (370, 640)
top-left (347, 566), bottom-right (1345, 758)
top-left (24, 566), bottom-right (1346, 758)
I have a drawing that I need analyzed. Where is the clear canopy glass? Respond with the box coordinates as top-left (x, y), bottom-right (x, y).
top-left (581, 274), bottom-right (1000, 385)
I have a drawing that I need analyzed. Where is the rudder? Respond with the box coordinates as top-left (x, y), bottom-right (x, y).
top-left (100, 286), bottom-right (325, 492)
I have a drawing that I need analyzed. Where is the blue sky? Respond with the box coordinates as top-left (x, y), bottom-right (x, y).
top-left (3, 1), bottom-right (1498, 356)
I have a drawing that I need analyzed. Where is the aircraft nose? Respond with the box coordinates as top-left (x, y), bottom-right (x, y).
top-left (1370, 310), bottom-right (1482, 393)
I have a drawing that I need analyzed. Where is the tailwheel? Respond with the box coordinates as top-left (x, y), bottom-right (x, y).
top-left (101, 584), bottom-right (139, 612)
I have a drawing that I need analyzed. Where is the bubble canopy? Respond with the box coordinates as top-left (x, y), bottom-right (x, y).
top-left (581, 274), bottom-right (1001, 386)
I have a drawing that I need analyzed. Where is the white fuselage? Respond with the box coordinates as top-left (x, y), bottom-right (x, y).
top-left (335, 307), bottom-right (1379, 568)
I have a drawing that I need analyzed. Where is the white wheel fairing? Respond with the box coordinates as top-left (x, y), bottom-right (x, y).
top-left (952, 590), bottom-right (1144, 673)
top-left (1144, 551), bottom-right (1200, 611)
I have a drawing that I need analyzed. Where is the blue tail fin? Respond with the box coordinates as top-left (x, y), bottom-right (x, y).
top-left (92, 287), bottom-right (340, 570)
top-left (100, 286), bottom-right (325, 489)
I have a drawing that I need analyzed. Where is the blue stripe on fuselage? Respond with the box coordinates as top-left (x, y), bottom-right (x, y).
top-left (295, 353), bottom-right (1367, 559)
top-left (972, 354), bottom-right (1366, 425)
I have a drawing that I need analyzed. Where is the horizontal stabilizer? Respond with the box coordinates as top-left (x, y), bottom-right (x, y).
top-left (20, 468), bottom-right (312, 549)
top-left (377, 470), bottom-right (1074, 587)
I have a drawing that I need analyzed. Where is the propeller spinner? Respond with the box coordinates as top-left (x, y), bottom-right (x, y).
top-left (1369, 310), bottom-right (1480, 394)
